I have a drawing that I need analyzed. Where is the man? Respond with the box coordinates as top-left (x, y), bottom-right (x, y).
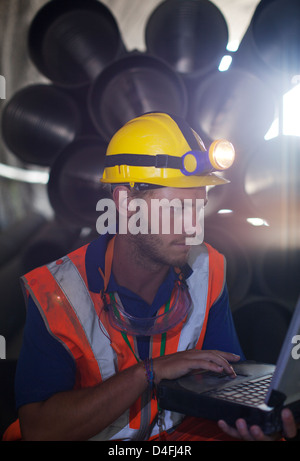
top-left (3, 112), bottom-right (298, 441)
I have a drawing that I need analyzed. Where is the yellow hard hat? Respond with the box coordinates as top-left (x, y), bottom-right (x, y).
top-left (101, 112), bottom-right (234, 188)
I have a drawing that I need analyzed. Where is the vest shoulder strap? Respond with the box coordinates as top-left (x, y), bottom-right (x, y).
top-left (204, 242), bottom-right (226, 306)
top-left (20, 243), bottom-right (113, 386)
top-left (186, 242), bottom-right (226, 350)
top-left (188, 242), bottom-right (225, 307)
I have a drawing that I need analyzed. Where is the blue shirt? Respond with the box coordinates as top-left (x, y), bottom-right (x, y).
top-left (15, 234), bottom-right (245, 409)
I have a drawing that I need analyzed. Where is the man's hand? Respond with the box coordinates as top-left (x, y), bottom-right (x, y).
top-left (218, 408), bottom-right (298, 441)
top-left (19, 348), bottom-right (240, 441)
top-left (153, 349), bottom-right (240, 385)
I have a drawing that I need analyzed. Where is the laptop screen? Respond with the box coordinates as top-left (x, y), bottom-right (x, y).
top-left (266, 296), bottom-right (300, 406)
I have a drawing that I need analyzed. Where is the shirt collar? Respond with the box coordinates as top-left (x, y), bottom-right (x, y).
top-left (85, 233), bottom-right (193, 294)
top-left (85, 233), bottom-right (113, 293)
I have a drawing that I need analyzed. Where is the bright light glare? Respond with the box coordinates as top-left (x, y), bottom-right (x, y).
top-left (218, 41), bottom-right (239, 73)
top-left (226, 40), bottom-right (239, 52)
top-left (264, 81), bottom-right (300, 139)
top-left (283, 82), bottom-right (300, 136)
top-left (218, 209), bottom-right (233, 214)
top-left (218, 55), bottom-right (232, 72)
top-left (247, 217), bottom-right (269, 227)
top-left (0, 163), bottom-right (49, 184)
top-left (264, 118), bottom-right (279, 140)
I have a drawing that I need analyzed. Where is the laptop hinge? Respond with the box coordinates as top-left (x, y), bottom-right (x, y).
top-left (268, 389), bottom-right (286, 408)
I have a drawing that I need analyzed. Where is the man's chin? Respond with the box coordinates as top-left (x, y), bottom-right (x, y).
top-left (168, 243), bottom-right (191, 266)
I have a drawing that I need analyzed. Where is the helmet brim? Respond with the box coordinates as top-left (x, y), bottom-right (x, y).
top-left (101, 172), bottom-right (229, 188)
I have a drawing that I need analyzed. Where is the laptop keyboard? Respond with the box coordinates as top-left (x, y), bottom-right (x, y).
top-left (206, 374), bottom-right (273, 406)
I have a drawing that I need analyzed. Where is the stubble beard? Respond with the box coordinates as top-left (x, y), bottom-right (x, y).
top-left (129, 232), bottom-right (190, 271)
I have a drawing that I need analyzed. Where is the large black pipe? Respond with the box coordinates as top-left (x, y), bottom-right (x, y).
top-left (28, 0), bottom-right (126, 89)
top-left (0, 220), bottom-right (80, 343)
top-left (204, 219), bottom-right (252, 308)
top-left (145, 0), bottom-right (228, 77)
top-left (1, 84), bottom-right (82, 166)
top-left (254, 247), bottom-right (300, 308)
top-left (233, 297), bottom-right (292, 364)
top-left (20, 219), bottom-right (81, 274)
top-left (187, 67), bottom-right (276, 154)
top-left (0, 255), bottom-right (27, 343)
top-left (48, 136), bottom-right (111, 227)
top-left (244, 135), bottom-right (300, 229)
top-left (0, 212), bottom-right (46, 267)
top-left (234, 0), bottom-right (300, 93)
top-left (88, 52), bottom-right (188, 141)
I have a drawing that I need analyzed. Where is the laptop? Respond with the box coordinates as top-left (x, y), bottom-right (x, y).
top-left (157, 296), bottom-right (300, 435)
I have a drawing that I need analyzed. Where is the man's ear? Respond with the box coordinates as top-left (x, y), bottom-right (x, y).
top-left (112, 186), bottom-right (130, 216)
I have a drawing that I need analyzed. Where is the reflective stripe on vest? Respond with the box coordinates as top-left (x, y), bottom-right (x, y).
top-left (20, 241), bottom-right (225, 440)
top-left (46, 257), bottom-right (116, 382)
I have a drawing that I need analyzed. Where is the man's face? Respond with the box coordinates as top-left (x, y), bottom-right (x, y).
top-left (127, 186), bottom-right (207, 268)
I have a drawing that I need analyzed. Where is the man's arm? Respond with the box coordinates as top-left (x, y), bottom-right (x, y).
top-left (17, 296), bottom-right (239, 440)
top-left (19, 361), bottom-right (147, 441)
top-left (19, 348), bottom-right (239, 441)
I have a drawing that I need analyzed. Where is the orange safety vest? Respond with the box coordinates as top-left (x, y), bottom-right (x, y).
top-left (3, 238), bottom-right (226, 441)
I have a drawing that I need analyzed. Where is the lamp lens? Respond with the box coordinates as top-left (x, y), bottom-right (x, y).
top-left (212, 140), bottom-right (235, 169)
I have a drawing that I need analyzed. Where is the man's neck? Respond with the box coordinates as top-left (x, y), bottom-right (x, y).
top-left (112, 233), bottom-right (169, 305)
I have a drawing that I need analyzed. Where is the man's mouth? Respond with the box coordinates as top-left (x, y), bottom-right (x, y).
top-left (172, 240), bottom-right (191, 247)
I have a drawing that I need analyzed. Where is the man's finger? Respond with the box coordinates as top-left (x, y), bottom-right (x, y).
top-left (218, 420), bottom-right (241, 439)
top-left (281, 408), bottom-right (298, 439)
top-left (191, 350), bottom-right (237, 377)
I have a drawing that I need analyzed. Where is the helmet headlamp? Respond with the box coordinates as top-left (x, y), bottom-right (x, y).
top-left (181, 139), bottom-right (235, 176)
